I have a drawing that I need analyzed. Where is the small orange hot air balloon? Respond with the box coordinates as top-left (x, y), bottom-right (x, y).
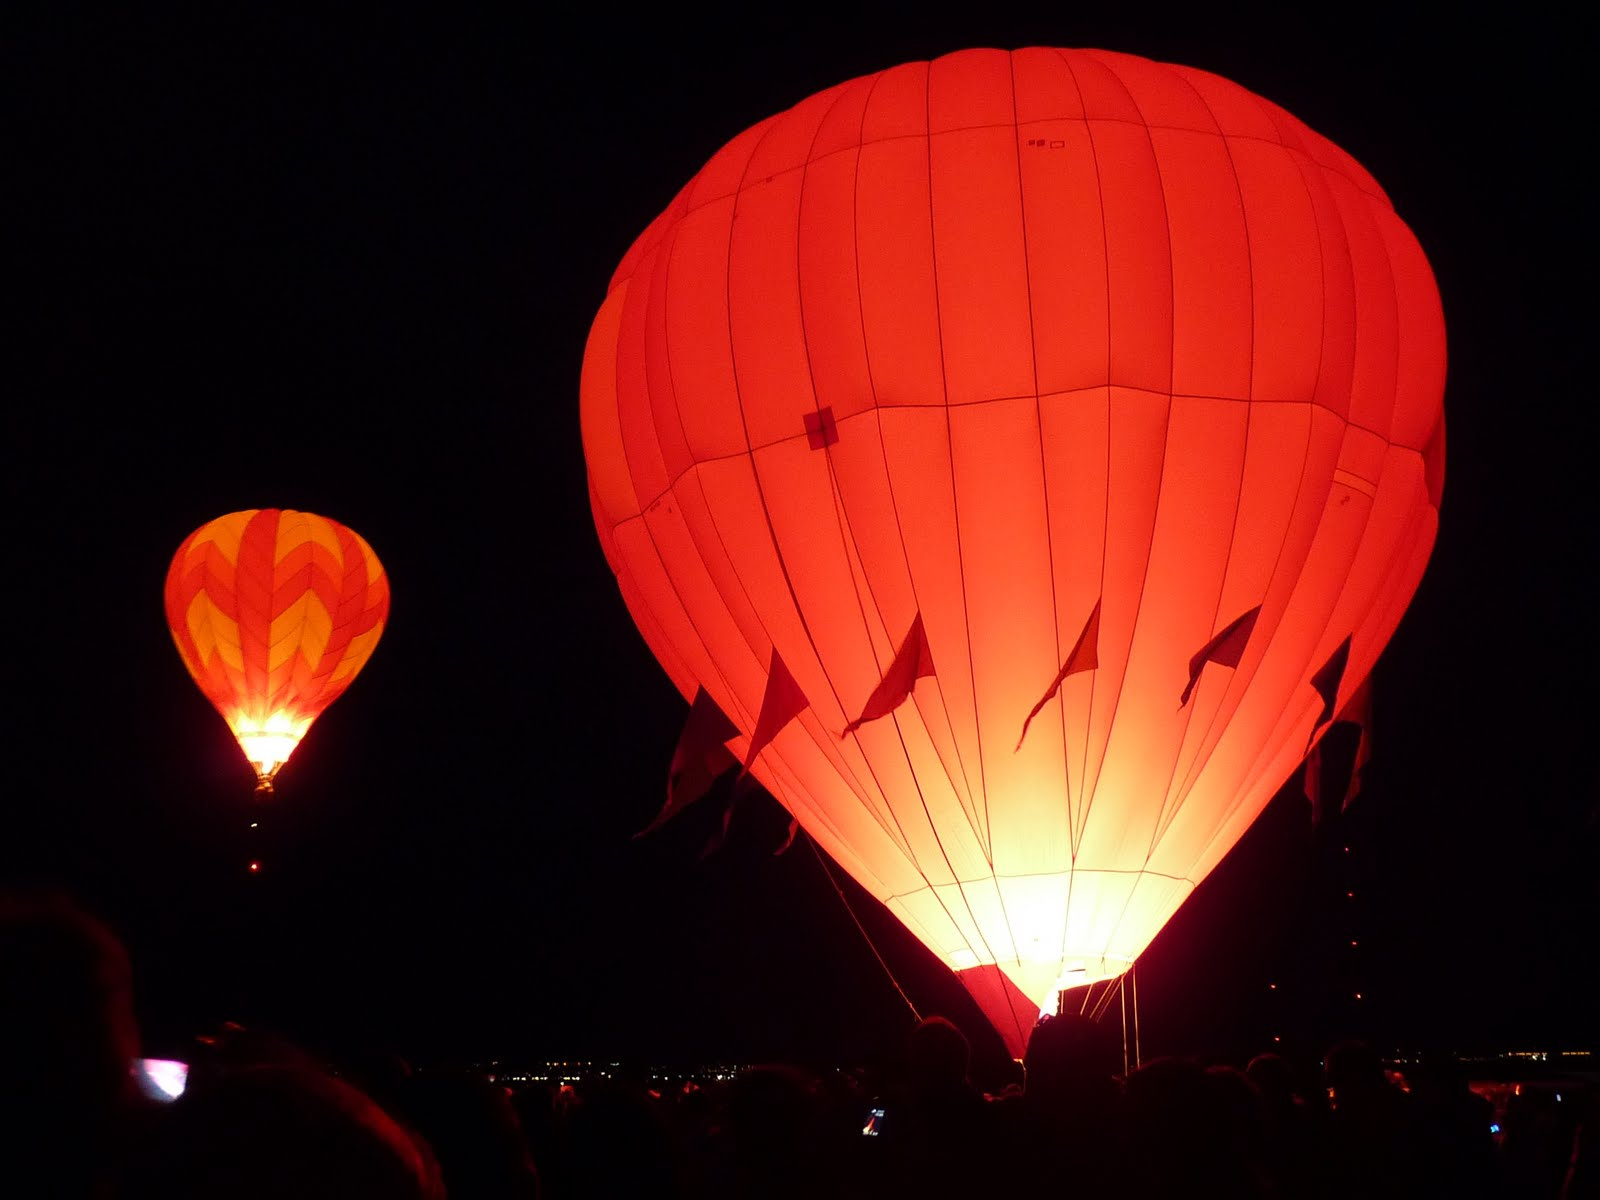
top-left (164, 508), bottom-right (390, 793)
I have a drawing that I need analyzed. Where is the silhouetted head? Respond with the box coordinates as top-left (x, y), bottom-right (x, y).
top-left (0, 887), bottom-right (144, 1198)
top-left (0, 888), bottom-right (141, 1110)
top-left (1245, 1051), bottom-right (1297, 1107)
top-left (404, 1067), bottom-right (540, 1200)
top-left (906, 1016), bottom-right (971, 1092)
top-left (1022, 1013), bottom-right (1121, 1110)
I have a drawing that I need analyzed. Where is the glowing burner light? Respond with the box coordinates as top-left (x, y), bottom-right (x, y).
top-left (230, 710), bottom-right (312, 792)
top-left (1040, 964), bottom-right (1091, 1019)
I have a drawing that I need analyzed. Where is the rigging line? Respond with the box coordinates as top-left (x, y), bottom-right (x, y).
top-left (1131, 962), bottom-right (1141, 1069)
top-left (805, 831), bottom-right (921, 1023)
top-left (1121, 974), bottom-right (1130, 1077)
top-left (1091, 977), bottom-right (1121, 1023)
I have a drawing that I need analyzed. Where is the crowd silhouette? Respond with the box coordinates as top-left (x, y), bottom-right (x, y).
top-left (3, 888), bottom-right (1594, 1199)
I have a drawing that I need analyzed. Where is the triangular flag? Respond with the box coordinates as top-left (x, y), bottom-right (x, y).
top-left (774, 816), bottom-right (801, 856)
top-left (1309, 636), bottom-right (1352, 732)
top-left (844, 613), bottom-right (936, 735)
top-left (1302, 745), bottom-right (1323, 827)
top-left (1304, 679), bottom-right (1372, 828)
top-left (1179, 605), bottom-right (1261, 706)
top-left (635, 688), bottom-right (738, 838)
top-left (697, 770), bottom-right (763, 861)
top-left (1016, 600), bottom-right (1101, 751)
top-left (1338, 678), bottom-right (1372, 815)
top-left (696, 794), bottom-right (739, 861)
top-left (742, 650), bottom-right (809, 773)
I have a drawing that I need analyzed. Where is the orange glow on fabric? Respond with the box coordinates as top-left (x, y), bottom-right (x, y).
top-left (580, 47), bottom-right (1445, 1057)
top-left (164, 509), bottom-right (390, 791)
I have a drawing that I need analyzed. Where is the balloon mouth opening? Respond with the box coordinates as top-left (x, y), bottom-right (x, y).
top-left (230, 713), bottom-right (310, 787)
top-left (1040, 957), bottom-right (1136, 1018)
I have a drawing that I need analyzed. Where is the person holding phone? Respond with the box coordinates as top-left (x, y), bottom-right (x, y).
top-left (0, 888), bottom-right (156, 1199)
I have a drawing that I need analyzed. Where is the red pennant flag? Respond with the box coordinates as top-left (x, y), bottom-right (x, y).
top-left (636, 688), bottom-right (738, 838)
top-left (1016, 600), bottom-right (1101, 751)
top-left (698, 770), bottom-right (763, 860)
top-left (844, 614), bottom-right (936, 735)
top-left (1179, 605), bottom-right (1262, 706)
top-left (1339, 679), bottom-right (1372, 815)
top-left (742, 650), bottom-right (809, 773)
top-left (1309, 636), bottom-right (1352, 732)
top-left (774, 817), bottom-right (801, 856)
top-left (1304, 679), bottom-right (1372, 827)
top-left (1303, 744), bottom-right (1324, 827)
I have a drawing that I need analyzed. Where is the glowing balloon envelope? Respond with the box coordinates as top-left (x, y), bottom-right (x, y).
top-left (580, 47), bottom-right (1445, 1054)
top-left (165, 509), bottom-right (390, 791)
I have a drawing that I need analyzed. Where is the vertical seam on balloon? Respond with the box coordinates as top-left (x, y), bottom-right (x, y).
top-left (1139, 94), bottom-right (1336, 887)
top-left (1285, 182), bottom-right (1411, 757)
top-left (1049, 49), bottom-right (1113, 864)
top-left (1200, 91), bottom-right (1345, 821)
top-left (1192, 144), bottom-right (1393, 875)
top-left (1067, 51), bottom-right (1178, 968)
top-left (793, 79), bottom-right (990, 860)
top-left (619, 202), bottom-right (825, 854)
top-left (1045, 48), bottom-right (1099, 981)
top-left (1009, 49), bottom-right (1078, 914)
top-left (240, 509), bottom-right (276, 726)
top-left (920, 57), bottom-right (1031, 975)
top-left (637, 218), bottom-right (780, 754)
top-left (1248, 159), bottom-right (1392, 790)
top-left (827, 64), bottom-right (1009, 970)
top-left (702, 74), bottom-right (984, 961)
top-left (644, 150), bottom-right (925, 870)
top-left (270, 511), bottom-right (307, 716)
top-left (626, 147), bottom-right (790, 763)
top-left (1138, 71), bottom-right (1259, 865)
top-left (788, 77), bottom-right (953, 870)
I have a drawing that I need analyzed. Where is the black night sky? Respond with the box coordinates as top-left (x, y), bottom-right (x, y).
top-left (6, 6), bottom-right (1589, 1078)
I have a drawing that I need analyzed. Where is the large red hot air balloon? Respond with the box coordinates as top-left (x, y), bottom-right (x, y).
top-left (580, 47), bottom-right (1445, 1056)
top-left (165, 509), bottom-right (390, 792)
